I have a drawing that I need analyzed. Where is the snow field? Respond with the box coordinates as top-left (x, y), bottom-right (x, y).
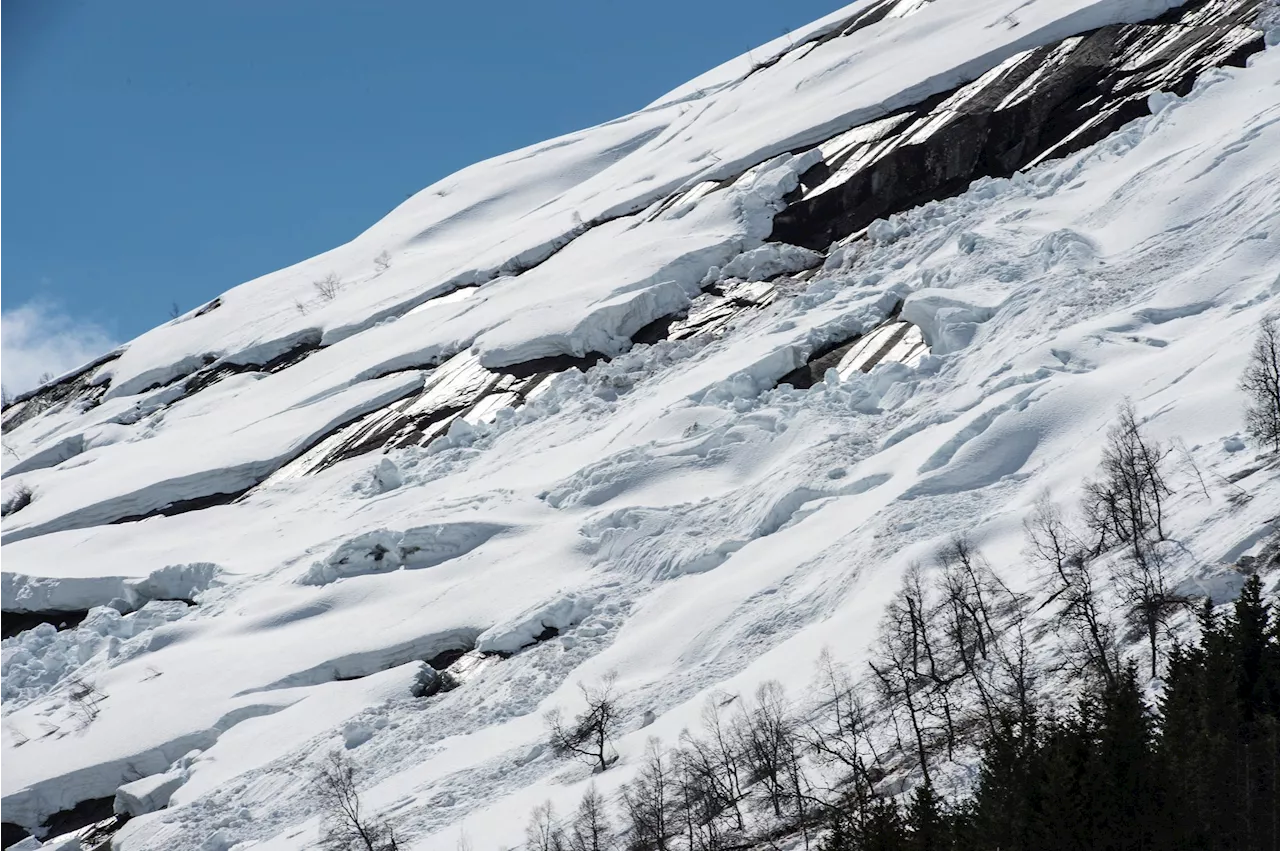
top-left (2, 1), bottom-right (1279, 848)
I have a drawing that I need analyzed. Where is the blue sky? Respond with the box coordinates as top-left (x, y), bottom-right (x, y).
top-left (1, 0), bottom-right (842, 393)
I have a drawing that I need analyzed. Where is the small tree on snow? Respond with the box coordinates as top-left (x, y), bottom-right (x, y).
top-left (1081, 399), bottom-right (1171, 555)
top-left (546, 675), bottom-right (622, 773)
top-left (567, 785), bottom-right (613, 851)
top-left (313, 750), bottom-right (399, 851)
top-left (374, 251), bottom-right (392, 273)
top-left (526, 801), bottom-right (565, 851)
top-left (314, 273), bottom-right (343, 302)
top-left (1242, 316), bottom-right (1280, 453)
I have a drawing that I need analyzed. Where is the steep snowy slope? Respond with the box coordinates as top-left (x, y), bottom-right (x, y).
top-left (2, 0), bottom-right (1278, 848)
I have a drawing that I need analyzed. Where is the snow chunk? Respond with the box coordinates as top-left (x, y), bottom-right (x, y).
top-left (399, 523), bottom-right (506, 569)
top-left (900, 289), bottom-right (1002, 354)
top-left (114, 767), bottom-right (188, 816)
top-left (2, 573), bottom-right (131, 614)
top-left (298, 530), bottom-right (402, 586)
top-left (715, 243), bottom-right (823, 283)
top-left (1257, 0), bottom-right (1280, 46)
top-left (341, 714), bottom-right (390, 749)
top-left (126, 562), bottom-right (222, 604)
top-left (2, 601), bottom-right (189, 704)
top-left (373, 456), bottom-right (402, 492)
top-left (475, 593), bottom-right (598, 654)
top-left (298, 523), bottom-right (505, 585)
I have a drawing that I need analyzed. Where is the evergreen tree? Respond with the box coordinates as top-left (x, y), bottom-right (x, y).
top-left (1093, 665), bottom-right (1159, 851)
top-left (904, 781), bottom-right (947, 851)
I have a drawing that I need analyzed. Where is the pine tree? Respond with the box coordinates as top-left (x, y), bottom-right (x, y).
top-left (968, 713), bottom-right (1036, 851)
top-left (1094, 665), bottom-right (1159, 850)
top-left (860, 797), bottom-right (908, 851)
top-left (904, 782), bottom-right (948, 851)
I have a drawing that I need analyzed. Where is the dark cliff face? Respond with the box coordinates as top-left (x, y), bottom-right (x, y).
top-left (771, 0), bottom-right (1264, 250)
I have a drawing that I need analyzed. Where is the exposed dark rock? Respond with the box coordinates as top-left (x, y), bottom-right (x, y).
top-left (738, 0), bottom-right (907, 86)
top-left (38, 796), bottom-right (117, 843)
top-left (635, 279), bottom-right (779, 345)
top-left (530, 625), bottom-right (560, 644)
top-left (297, 350), bottom-right (590, 474)
top-left (76, 814), bottom-right (130, 850)
top-left (780, 335), bottom-right (866, 390)
top-left (1, 353), bottom-right (118, 429)
top-left (110, 487), bottom-right (253, 525)
top-left (2, 609), bottom-right (91, 640)
top-left (1, 822), bottom-right (31, 850)
top-left (426, 646), bottom-right (472, 671)
top-left (182, 334), bottom-right (324, 396)
top-left (771, 0), bottom-right (1264, 249)
top-left (493, 353), bottom-right (608, 381)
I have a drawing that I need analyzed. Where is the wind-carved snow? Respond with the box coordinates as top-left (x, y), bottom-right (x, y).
top-left (2, 0), bottom-right (1279, 848)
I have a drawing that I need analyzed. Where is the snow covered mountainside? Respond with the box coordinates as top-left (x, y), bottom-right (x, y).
top-left (3, 0), bottom-right (1279, 847)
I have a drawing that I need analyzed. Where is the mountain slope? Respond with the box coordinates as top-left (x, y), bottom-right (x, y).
top-left (3, 0), bottom-right (1278, 848)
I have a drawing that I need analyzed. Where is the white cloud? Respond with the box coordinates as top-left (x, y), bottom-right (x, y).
top-left (1, 300), bottom-right (118, 398)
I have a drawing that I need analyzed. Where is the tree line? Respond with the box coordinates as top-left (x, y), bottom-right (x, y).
top-left (514, 318), bottom-right (1280, 851)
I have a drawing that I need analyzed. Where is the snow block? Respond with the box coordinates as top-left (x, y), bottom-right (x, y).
top-left (475, 593), bottom-right (598, 654)
top-left (113, 769), bottom-right (187, 817)
top-left (297, 530), bottom-right (403, 586)
top-left (125, 563), bottom-right (222, 605)
top-left (716, 243), bottom-right (823, 282)
top-left (374, 456), bottom-right (402, 492)
top-left (900, 289), bottom-right (1001, 355)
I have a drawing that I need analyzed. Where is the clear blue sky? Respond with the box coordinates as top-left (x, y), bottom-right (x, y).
top-left (2, 0), bottom-right (840, 391)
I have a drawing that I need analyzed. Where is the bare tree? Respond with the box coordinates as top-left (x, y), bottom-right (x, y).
top-left (620, 738), bottom-right (674, 851)
top-left (735, 679), bottom-right (811, 830)
top-left (868, 565), bottom-right (959, 785)
top-left (1080, 402), bottom-right (1183, 678)
top-left (996, 617), bottom-right (1039, 734)
top-left (1115, 542), bottom-right (1187, 677)
top-left (936, 538), bottom-right (1005, 738)
top-left (546, 675), bottom-right (622, 773)
top-left (567, 784), bottom-right (614, 851)
top-left (313, 750), bottom-right (399, 851)
top-left (169, 301), bottom-right (182, 319)
top-left (2, 482), bottom-right (34, 518)
top-left (686, 698), bottom-right (749, 835)
top-left (314, 273), bottom-right (343, 302)
top-left (803, 651), bottom-right (881, 805)
top-left (527, 801), bottom-right (566, 851)
top-left (66, 675), bottom-right (106, 726)
top-left (672, 743), bottom-right (725, 851)
top-left (1025, 496), bottom-right (1119, 688)
top-left (1242, 316), bottom-right (1280, 452)
top-left (1081, 399), bottom-right (1172, 557)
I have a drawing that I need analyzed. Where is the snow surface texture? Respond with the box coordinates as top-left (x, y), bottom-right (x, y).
top-left (2, 0), bottom-right (1279, 847)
